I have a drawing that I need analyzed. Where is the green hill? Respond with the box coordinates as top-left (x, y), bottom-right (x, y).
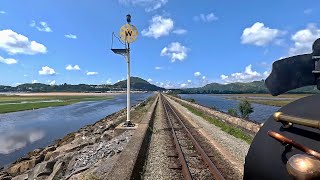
top-left (0, 77), bottom-right (163, 92)
top-left (176, 80), bottom-right (319, 94)
top-left (114, 77), bottom-right (165, 91)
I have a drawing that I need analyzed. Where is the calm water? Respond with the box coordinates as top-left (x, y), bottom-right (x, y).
top-left (0, 93), bottom-right (153, 167)
top-left (179, 94), bottom-right (280, 123)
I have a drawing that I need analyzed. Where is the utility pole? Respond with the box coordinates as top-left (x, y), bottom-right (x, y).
top-left (111, 14), bottom-right (138, 127)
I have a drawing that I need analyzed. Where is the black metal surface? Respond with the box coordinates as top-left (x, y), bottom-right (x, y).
top-left (244, 94), bottom-right (320, 180)
top-left (265, 38), bottom-right (320, 96)
top-left (265, 54), bottom-right (315, 96)
top-left (111, 48), bottom-right (127, 55)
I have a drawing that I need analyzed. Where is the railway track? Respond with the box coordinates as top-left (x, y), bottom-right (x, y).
top-left (161, 94), bottom-right (225, 180)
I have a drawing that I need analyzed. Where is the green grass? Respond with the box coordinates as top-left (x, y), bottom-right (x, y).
top-left (221, 94), bottom-right (313, 107)
top-left (217, 93), bottom-right (312, 98)
top-left (244, 99), bottom-right (292, 107)
top-left (182, 103), bottom-right (253, 144)
top-left (0, 96), bottom-right (113, 113)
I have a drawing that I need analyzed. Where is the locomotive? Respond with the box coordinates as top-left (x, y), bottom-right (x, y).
top-left (244, 38), bottom-right (320, 180)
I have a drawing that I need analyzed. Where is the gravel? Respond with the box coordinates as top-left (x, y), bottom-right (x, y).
top-left (166, 96), bottom-right (249, 178)
top-left (143, 97), bottom-right (182, 180)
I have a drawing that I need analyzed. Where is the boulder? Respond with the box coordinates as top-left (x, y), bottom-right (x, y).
top-left (47, 161), bottom-right (65, 180)
top-left (28, 161), bottom-right (56, 179)
top-left (44, 151), bottom-right (60, 161)
top-left (12, 173), bottom-right (28, 180)
top-left (7, 160), bottom-right (30, 175)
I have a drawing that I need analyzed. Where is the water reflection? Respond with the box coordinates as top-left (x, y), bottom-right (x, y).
top-left (0, 93), bottom-right (153, 167)
top-left (179, 94), bottom-right (280, 123)
top-left (0, 129), bottom-right (45, 154)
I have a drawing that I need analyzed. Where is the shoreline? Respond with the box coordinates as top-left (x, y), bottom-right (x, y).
top-left (0, 92), bottom-right (126, 96)
top-left (0, 95), bottom-right (155, 179)
top-left (0, 94), bottom-right (114, 114)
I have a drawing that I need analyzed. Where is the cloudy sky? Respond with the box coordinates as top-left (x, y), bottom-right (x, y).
top-left (0, 0), bottom-right (319, 88)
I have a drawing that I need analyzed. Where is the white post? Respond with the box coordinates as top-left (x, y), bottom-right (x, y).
top-left (126, 46), bottom-right (131, 124)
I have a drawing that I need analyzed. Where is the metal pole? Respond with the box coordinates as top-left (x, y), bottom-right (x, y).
top-left (126, 44), bottom-right (131, 124)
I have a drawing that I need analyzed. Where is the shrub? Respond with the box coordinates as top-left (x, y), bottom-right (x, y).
top-left (238, 99), bottom-right (254, 118)
top-left (187, 98), bottom-right (196, 103)
top-left (228, 108), bottom-right (238, 117)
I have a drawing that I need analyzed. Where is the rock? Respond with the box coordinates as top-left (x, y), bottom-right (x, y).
top-left (44, 151), bottom-right (60, 161)
top-left (28, 161), bottom-right (56, 179)
top-left (47, 161), bottom-right (65, 180)
top-left (27, 148), bottom-right (43, 157)
top-left (7, 161), bottom-right (30, 175)
top-left (11, 173), bottom-right (28, 180)
top-left (65, 166), bottom-right (90, 180)
top-left (55, 141), bottom-right (88, 153)
top-left (43, 146), bottom-right (56, 154)
top-left (0, 175), bottom-right (12, 180)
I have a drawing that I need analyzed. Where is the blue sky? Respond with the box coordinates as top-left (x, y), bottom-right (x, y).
top-left (0, 0), bottom-right (319, 88)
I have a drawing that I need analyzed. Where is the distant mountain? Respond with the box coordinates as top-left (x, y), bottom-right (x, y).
top-left (0, 77), bottom-right (164, 92)
top-left (175, 80), bottom-right (319, 94)
top-left (1, 78), bottom-right (318, 94)
top-left (114, 77), bottom-right (165, 91)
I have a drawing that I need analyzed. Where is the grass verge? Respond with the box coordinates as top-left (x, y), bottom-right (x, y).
top-left (181, 102), bottom-right (253, 144)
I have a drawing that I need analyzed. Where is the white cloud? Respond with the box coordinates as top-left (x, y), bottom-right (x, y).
top-left (118, 0), bottom-right (168, 12)
top-left (142, 15), bottom-right (174, 39)
top-left (65, 34), bottom-right (77, 39)
top-left (0, 11), bottom-right (6, 14)
top-left (30, 21), bottom-right (52, 32)
top-left (194, 13), bottom-right (218, 22)
top-left (220, 74), bottom-right (228, 80)
top-left (241, 22), bottom-right (285, 46)
top-left (220, 64), bottom-right (268, 83)
top-left (66, 64), bottom-right (81, 71)
top-left (39, 66), bottom-right (56, 75)
top-left (32, 80), bottom-right (38, 84)
top-left (160, 42), bottom-right (189, 62)
top-left (155, 66), bottom-right (163, 70)
top-left (0, 55), bottom-right (17, 64)
top-left (289, 23), bottom-right (320, 55)
top-left (194, 72), bottom-right (201, 77)
top-left (180, 83), bottom-right (187, 88)
top-left (0, 129), bottom-right (44, 154)
top-left (87, 71), bottom-right (98, 76)
top-left (187, 80), bottom-right (192, 83)
top-left (106, 78), bottom-right (112, 84)
top-left (147, 78), bottom-right (153, 82)
top-left (173, 29), bottom-right (187, 35)
top-left (0, 29), bottom-right (47, 55)
top-left (304, 9), bottom-right (312, 14)
top-left (49, 80), bottom-right (56, 86)
top-left (202, 76), bottom-right (206, 80)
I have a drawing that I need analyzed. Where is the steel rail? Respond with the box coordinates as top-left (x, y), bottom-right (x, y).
top-left (161, 95), bottom-right (193, 180)
top-left (162, 94), bottom-right (225, 180)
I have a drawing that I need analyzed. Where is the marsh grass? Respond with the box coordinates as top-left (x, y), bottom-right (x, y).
top-left (0, 96), bottom-right (113, 113)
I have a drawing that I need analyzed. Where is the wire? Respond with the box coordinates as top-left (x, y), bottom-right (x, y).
top-left (111, 32), bottom-right (125, 49)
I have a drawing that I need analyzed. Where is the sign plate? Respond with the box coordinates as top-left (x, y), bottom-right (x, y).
top-left (119, 24), bottom-right (138, 44)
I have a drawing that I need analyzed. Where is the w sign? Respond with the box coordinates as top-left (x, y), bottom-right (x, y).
top-left (120, 24), bottom-right (138, 44)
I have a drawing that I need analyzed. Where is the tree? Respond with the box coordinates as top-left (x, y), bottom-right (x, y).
top-left (187, 98), bottom-right (196, 103)
top-left (228, 108), bottom-right (238, 117)
top-left (238, 99), bottom-right (254, 118)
